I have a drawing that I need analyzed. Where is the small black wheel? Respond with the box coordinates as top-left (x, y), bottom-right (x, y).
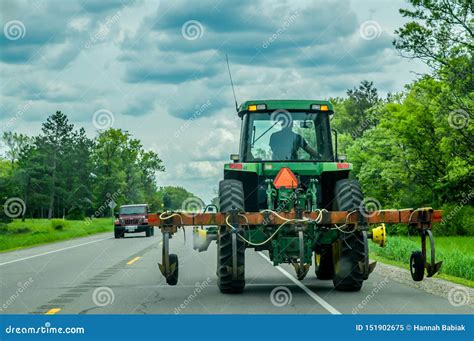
top-left (410, 251), bottom-right (425, 281)
top-left (114, 230), bottom-right (121, 239)
top-left (145, 227), bottom-right (151, 237)
top-left (151, 227), bottom-right (155, 236)
top-left (166, 254), bottom-right (179, 285)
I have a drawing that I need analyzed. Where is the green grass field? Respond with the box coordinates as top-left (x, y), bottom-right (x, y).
top-left (370, 235), bottom-right (474, 287)
top-left (0, 218), bottom-right (113, 252)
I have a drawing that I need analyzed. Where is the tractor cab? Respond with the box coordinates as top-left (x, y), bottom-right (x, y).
top-left (237, 100), bottom-right (335, 163)
top-left (225, 100), bottom-right (347, 212)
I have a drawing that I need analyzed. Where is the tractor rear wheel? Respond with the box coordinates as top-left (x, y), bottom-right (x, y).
top-left (332, 179), bottom-right (365, 292)
top-left (217, 180), bottom-right (246, 293)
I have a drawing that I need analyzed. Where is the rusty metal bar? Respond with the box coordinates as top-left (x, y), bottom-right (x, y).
top-left (148, 208), bottom-right (441, 227)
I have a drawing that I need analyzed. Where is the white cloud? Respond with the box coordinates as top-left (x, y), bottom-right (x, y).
top-left (0, 0), bottom-right (428, 202)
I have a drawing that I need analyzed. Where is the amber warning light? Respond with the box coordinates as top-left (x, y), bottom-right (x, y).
top-left (273, 167), bottom-right (298, 189)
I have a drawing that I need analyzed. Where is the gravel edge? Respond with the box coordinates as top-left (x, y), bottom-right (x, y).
top-left (374, 261), bottom-right (474, 308)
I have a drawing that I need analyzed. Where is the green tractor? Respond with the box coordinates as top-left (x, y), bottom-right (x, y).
top-left (217, 99), bottom-right (370, 292)
top-left (152, 99), bottom-right (441, 293)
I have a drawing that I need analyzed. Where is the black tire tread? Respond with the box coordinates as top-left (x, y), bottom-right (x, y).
top-left (166, 254), bottom-right (179, 285)
top-left (410, 251), bottom-right (424, 282)
top-left (217, 179), bottom-right (246, 293)
top-left (333, 179), bottom-right (365, 291)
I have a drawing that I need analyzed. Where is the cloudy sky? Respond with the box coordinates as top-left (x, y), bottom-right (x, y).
top-left (0, 0), bottom-right (426, 202)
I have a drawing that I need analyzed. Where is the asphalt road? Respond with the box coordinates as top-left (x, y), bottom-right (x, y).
top-left (0, 228), bottom-right (472, 315)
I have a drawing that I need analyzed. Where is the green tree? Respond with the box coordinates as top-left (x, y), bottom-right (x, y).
top-left (40, 111), bottom-right (75, 218)
top-left (2, 132), bottom-right (30, 168)
top-left (157, 186), bottom-right (200, 211)
top-left (331, 80), bottom-right (381, 139)
top-left (92, 129), bottom-right (165, 216)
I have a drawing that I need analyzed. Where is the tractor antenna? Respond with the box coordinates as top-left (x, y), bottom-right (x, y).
top-left (226, 54), bottom-right (239, 112)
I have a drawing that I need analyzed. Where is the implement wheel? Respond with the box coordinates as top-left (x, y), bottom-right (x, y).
top-left (410, 251), bottom-right (424, 282)
top-left (332, 179), bottom-right (365, 292)
top-left (166, 254), bottom-right (179, 286)
top-left (217, 180), bottom-right (246, 293)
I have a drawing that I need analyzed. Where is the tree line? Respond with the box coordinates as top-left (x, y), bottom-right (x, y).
top-left (331, 0), bottom-right (473, 235)
top-left (0, 112), bottom-right (200, 220)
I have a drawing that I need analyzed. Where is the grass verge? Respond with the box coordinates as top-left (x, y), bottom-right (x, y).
top-left (370, 235), bottom-right (474, 288)
top-left (0, 218), bottom-right (113, 252)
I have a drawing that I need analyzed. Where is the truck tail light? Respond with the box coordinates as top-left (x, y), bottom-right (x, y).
top-left (143, 218), bottom-right (148, 224)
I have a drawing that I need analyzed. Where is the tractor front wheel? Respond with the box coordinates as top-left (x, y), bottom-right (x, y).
top-left (217, 179), bottom-right (246, 293)
top-left (332, 179), bottom-right (366, 292)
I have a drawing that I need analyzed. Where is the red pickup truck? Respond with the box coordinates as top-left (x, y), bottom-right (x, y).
top-left (114, 204), bottom-right (154, 238)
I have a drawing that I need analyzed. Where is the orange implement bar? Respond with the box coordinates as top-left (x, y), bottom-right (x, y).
top-left (148, 208), bottom-right (441, 227)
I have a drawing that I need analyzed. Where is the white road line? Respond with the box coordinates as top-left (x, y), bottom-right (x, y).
top-left (0, 237), bottom-right (111, 267)
top-left (258, 251), bottom-right (341, 315)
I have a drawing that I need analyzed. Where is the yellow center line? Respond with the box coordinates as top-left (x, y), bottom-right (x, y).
top-left (45, 308), bottom-right (61, 315)
top-left (127, 256), bottom-right (141, 265)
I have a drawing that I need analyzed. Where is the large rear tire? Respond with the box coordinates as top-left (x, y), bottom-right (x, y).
top-left (217, 180), bottom-right (246, 293)
top-left (332, 179), bottom-right (365, 292)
